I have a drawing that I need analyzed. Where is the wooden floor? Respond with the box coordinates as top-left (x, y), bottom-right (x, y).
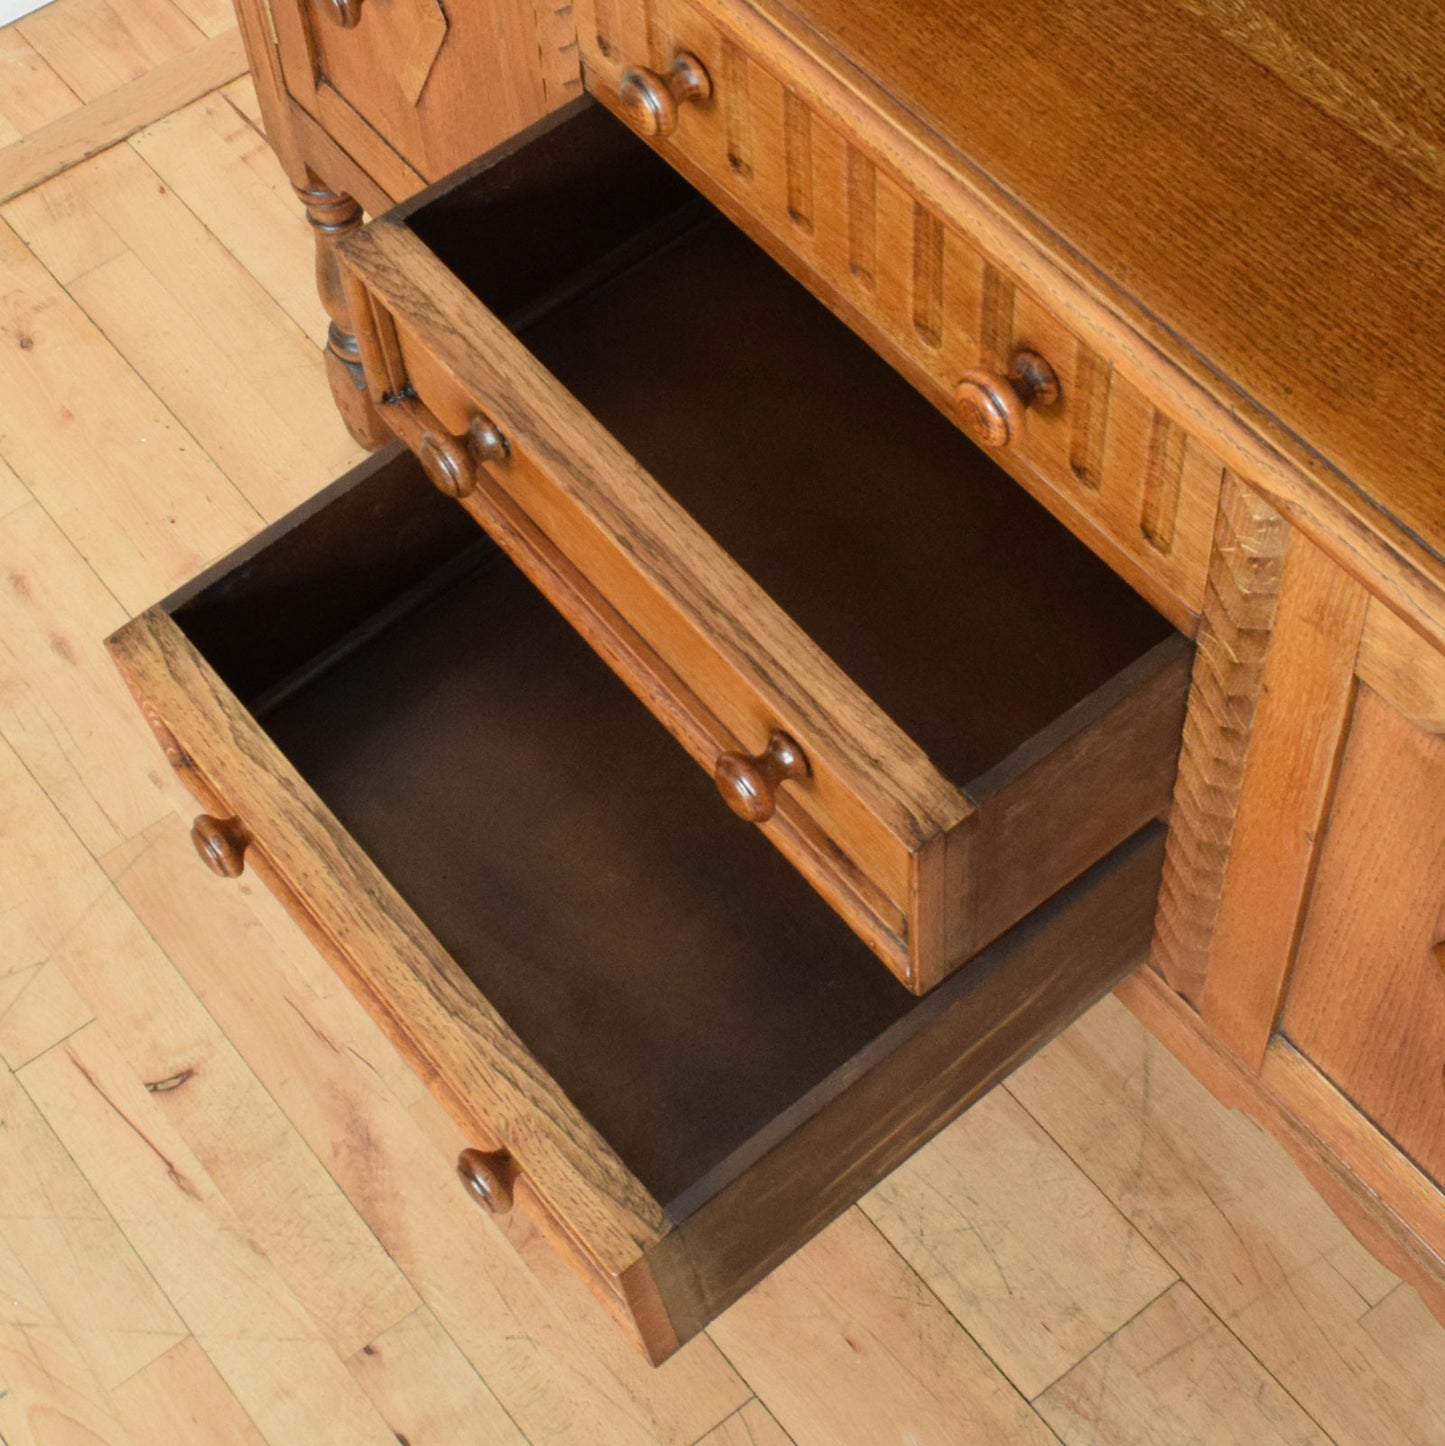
top-left (1, 8), bottom-right (1445, 1443)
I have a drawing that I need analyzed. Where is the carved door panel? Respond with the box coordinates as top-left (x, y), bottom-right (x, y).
top-left (1282, 632), bottom-right (1445, 1191)
top-left (273, 0), bottom-right (581, 193)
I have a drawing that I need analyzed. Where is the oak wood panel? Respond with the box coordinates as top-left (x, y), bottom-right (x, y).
top-left (1358, 596), bottom-right (1445, 736)
top-left (1152, 474), bottom-right (1287, 1003)
top-left (1198, 531), bottom-right (1367, 1067)
top-left (579, 0), bottom-right (1227, 634)
top-left (271, 0), bottom-right (567, 185)
top-left (1283, 683), bottom-right (1445, 1192)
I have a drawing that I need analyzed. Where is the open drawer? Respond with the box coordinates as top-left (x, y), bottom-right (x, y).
top-left (337, 99), bottom-right (1189, 993)
top-left (110, 446), bottom-right (1165, 1363)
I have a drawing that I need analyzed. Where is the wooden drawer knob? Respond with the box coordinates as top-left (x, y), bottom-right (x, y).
top-left (457, 1147), bottom-right (514, 1215)
top-left (618, 52), bottom-right (712, 138)
top-left (417, 414), bottom-right (509, 500)
top-left (714, 731), bottom-right (809, 823)
top-left (954, 349), bottom-right (1061, 449)
top-left (324, 0), bottom-right (362, 26)
top-left (191, 815), bottom-right (249, 878)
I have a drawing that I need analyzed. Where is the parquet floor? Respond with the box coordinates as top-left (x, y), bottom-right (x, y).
top-left (1, 8), bottom-right (1444, 1442)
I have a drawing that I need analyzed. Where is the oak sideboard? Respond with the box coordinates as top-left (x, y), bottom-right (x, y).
top-left (108, 0), bottom-right (1445, 1360)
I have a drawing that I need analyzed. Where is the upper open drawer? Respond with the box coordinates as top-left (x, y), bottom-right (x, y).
top-left (337, 99), bottom-right (1189, 992)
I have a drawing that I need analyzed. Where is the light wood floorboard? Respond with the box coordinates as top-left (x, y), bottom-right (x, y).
top-left (0, 14), bottom-right (1443, 1444)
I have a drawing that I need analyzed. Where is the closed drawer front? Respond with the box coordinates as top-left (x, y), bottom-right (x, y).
top-left (577, 0), bottom-right (1229, 632)
top-left (339, 100), bottom-right (1189, 992)
top-left (109, 446), bottom-right (1166, 1362)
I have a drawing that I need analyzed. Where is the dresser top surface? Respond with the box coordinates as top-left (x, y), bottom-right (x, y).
top-left (749, 0), bottom-right (1445, 566)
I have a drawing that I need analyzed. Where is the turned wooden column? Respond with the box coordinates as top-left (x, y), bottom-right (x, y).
top-left (295, 176), bottom-right (391, 450)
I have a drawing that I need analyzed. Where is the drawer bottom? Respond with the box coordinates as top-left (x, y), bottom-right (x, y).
top-left (115, 447), bottom-right (1165, 1359)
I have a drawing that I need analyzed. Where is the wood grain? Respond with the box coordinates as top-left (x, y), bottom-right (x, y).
top-left (1151, 473), bottom-right (1287, 1002)
top-left (697, 1401), bottom-right (794, 1446)
top-left (109, 1337), bottom-right (268, 1446)
top-left (862, 1086), bottom-right (1175, 1398)
top-left (1357, 595), bottom-right (1445, 735)
top-left (1022, 987), bottom-right (1445, 1446)
top-left (0, 1016), bottom-right (185, 1392)
top-left (2, 0), bottom-right (1443, 1425)
top-left (342, 216), bottom-right (971, 987)
top-left (17, 0), bottom-right (204, 102)
top-left (0, 29), bottom-right (246, 204)
top-left (707, 1209), bottom-right (1054, 1446)
top-left (1036, 1281), bottom-right (1330, 1445)
top-left (0, 216), bottom-right (260, 613)
top-left (1199, 531), bottom-right (1367, 1067)
top-left (346, 1307), bottom-right (527, 1446)
top-left (0, 28), bottom-right (80, 143)
top-left (0, 503), bottom-right (175, 857)
top-left (18, 1024), bottom-right (402, 1444)
top-left (129, 90), bottom-right (328, 337)
top-left (5, 141), bottom-right (353, 517)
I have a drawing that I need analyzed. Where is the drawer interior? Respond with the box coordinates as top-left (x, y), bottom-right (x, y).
top-left (173, 452), bottom-right (922, 1217)
top-left (403, 105), bottom-right (1175, 786)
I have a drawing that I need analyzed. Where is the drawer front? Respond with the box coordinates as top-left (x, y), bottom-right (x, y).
top-left (341, 211), bottom-right (967, 989)
top-left (577, 0), bottom-right (1225, 633)
top-left (107, 449), bottom-right (1167, 1359)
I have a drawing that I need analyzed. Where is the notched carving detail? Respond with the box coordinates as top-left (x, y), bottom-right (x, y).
top-left (1068, 346), bottom-right (1112, 491)
top-left (1141, 410), bottom-right (1189, 555)
top-left (846, 146), bottom-right (877, 287)
top-left (911, 202), bottom-right (945, 349)
top-left (784, 91), bottom-right (814, 232)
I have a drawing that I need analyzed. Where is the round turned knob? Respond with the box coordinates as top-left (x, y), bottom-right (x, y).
top-left (468, 413), bottom-right (509, 465)
top-left (953, 349), bottom-right (1061, 449)
top-left (618, 52), bottom-right (712, 138)
top-left (325, 0), bottom-right (362, 25)
top-left (418, 427), bottom-right (475, 499)
top-left (191, 815), bottom-right (248, 879)
top-left (714, 730), bottom-right (809, 823)
top-left (457, 1147), bottom-right (514, 1215)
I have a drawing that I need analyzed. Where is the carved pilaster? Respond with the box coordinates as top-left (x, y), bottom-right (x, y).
top-left (1151, 472), bottom-right (1287, 1003)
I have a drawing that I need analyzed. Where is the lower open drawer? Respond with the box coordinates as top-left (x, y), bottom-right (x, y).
top-left (110, 446), bottom-right (1165, 1362)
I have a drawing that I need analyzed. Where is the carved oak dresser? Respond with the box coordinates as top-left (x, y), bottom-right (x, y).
top-left (107, 0), bottom-right (1445, 1361)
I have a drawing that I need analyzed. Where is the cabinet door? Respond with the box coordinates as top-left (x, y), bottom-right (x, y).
top-left (1282, 626), bottom-right (1445, 1189)
top-left (273, 0), bottom-right (580, 192)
